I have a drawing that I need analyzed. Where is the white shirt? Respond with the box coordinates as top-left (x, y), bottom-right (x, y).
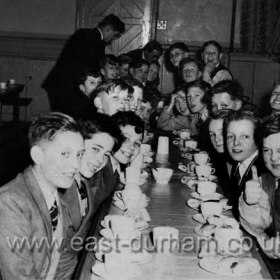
top-left (97, 27), bottom-right (103, 40)
top-left (238, 150), bottom-right (259, 182)
top-left (32, 167), bottom-right (63, 279)
top-left (110, 156), bottom-right (125, 184)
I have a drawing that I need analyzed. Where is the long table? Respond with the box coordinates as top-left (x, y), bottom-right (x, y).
top-left (75, 142), bottom-right (272, 279)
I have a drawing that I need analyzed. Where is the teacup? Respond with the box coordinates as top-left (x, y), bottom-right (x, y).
top-left (0, 82), bottom-right (7, 89)
top-left (197, 180), bottom-right (217, 196)
top-left (103, 215), bottom-right (135, 239)
top-left (8, 79), bottom-right (15, 85)
top-left (195, 165), bottom-right (215, 179)
top-left (184, 140), bottom-right (197, 150)
top-left (194, 152), bottom-right (210, 165)
top-left (200, 201), bottom-right (223, 219)
top-left (179, 130), bottom-right (191, 140)
top-left (153, 226), bottom-right (179, 253)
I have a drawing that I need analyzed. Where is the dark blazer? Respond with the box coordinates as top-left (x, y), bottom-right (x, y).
top-left (87, 158), bottom-right (120, 215)
top-left (42, 28), bottom-right (105, 112)
top-left (0, 166), bottom-right (77, 280)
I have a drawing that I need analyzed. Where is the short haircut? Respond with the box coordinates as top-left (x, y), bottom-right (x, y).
top-left (79, 69), bottom-right (101, 85)
top-left (168, 42), bottom-right (189, 53)
top-left (122, 76), bottom-right (143, 88)
top-left (111, 111), bottom-right (144, 137)
top-left (28, 112), bottom-right (81, 147)
top-left (263, 115), bottom-right (280, 139)
top-left (98, 14), bottom-right (125, 34)
top-left (202, 40), bottom-right (223, 54)
top-left (100, 54), bottom-right (119, 69)
top-left (179, 57), bottom-right (204, 74)
top-left (223, 110), bottom-right (263, 148)
top-left (144, 40), bottom-right (163, 55)
top-left (186, 80), bottom-right (212, 108)
top-left (149, 60), bottom-right (160, 69)
top-left (78, 113), bottom-right (123, 152)
top-left (118, 54), bottom-right (132, 66)
top-left (212, 80), bottom-right (244, 101)
top-left (92, 79), bottom-right (133, 99)
top-left (129, 59), bottom-right (150, 70)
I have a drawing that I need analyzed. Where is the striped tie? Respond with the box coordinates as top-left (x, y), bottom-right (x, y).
top-left (79, 180), bottom-right (87, 200)
top-left (49, 200), bottom-right (58, 231)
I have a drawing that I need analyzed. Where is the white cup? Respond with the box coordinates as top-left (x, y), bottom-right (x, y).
top-left (195, 165), bottom-right (215, 179)
top-left (200, 201), bottom-right (223, 219)
top-left (104, 215), bottom-right (135, 239)
top-left (0, 82), bottom-right (7, 89)
top-left (184, 140), bottom-right (197, 149)
top-left (153, 226), bottom-right (179, 253)
top-left (179, 130), bottom-right (190, 140)
top-left (8, 79), bottom-right (15, 85)
top-left (194, 152), bottom-right (210, 165)
top-left (197, 180), bottom-right (217, 196)
top-left (157, 136), bottom-right (169, 155)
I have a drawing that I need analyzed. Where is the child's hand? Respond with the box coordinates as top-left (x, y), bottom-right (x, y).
top-left (244, 165), bottom-right (262, 205)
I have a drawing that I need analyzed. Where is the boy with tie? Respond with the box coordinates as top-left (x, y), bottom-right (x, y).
top-left (0, 112), bottom-right (85, 280)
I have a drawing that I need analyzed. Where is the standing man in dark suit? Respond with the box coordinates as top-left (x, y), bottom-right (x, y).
top-left (127, 40), bottom-right (163, 64)
top-left (42, 14), bottom-right (125, 113)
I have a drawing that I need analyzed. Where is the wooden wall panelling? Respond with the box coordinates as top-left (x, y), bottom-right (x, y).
top-left (28, 60), bottom-right (54, 119)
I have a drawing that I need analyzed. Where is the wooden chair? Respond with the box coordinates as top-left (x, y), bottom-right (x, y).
top-left (0, 97), bottom-right (32, 121)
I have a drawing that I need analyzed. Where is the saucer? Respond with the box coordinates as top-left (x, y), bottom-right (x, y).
top-left (187, 198), bottom-right (200, 210)
top-left (199, 255), bottom-right (261, 276)
top-left (192, 213), bottom-right (227, 224)
top-left (194, 224), bottom-right (216, 237)
top-left (190, 192), bottom-right (224, 201)
top-left (113, 199), bottom-right (126, 210)
top-left (92, 260), bottom-right (142, 280)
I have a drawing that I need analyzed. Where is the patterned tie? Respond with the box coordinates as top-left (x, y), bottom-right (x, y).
top-left (231, 163), bottom-right (241, 187)
top-left (79, 180), bottom-right (87, 200)
top-left (274, 180), bottom-right (280, 214)
top-left (49, 200), bottom-right (58, 231)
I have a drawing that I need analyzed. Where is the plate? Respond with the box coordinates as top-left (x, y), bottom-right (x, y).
top-left (199, 255), bottom-right (261, 276)
top-left (187, 198), bottom-right (201, 210)
top-left (192, 213), bottom-right (228, 224)
top-left (113, 199), bottom-right (126, 210)
top-left (194, 224), bottom-right (216, 237)
top-left (92, 260), bottom-right (142, 280)
top-left (190, 192), bottom-right (224, 201)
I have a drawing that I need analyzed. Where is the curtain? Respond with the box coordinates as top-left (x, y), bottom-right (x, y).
top-left (241, 0), bottom-right (280, 62)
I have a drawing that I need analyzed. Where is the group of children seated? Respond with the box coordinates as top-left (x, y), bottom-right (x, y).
top-left (0, 36), bottom-right (280, 279)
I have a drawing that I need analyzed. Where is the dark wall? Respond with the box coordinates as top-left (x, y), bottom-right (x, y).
top-left (0, 0), bottom-right (76, 35)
